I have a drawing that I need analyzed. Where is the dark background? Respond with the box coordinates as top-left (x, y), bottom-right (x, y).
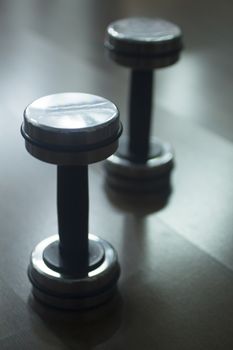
top-left (0, 1), bottom-right (232, 349)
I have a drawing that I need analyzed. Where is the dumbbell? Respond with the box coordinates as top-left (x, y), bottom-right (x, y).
top-left (21, 93), bottom-right (122, 310)
top-left (104, 17), bottom-right (183, 192)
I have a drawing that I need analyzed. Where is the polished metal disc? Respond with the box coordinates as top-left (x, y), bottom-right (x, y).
top-left (22, 93), bottom-right (122, 164)
top-left (28, 234), bottom-right (120, 310)
top-left (105, 138), bottom-right (174, 192)
top-left (105, 17), bottom-right (183, 68)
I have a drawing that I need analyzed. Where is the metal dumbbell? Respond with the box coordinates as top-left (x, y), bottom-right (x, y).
top-left (21, 93), bottom-right (122, 310)
top-left (105, 17), bottom-right (183, 192)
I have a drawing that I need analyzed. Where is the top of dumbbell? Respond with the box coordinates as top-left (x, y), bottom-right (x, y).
top-left (21, 93), bottom-right (121, 165)
top-left (105, 17), bottom-right (183, 69)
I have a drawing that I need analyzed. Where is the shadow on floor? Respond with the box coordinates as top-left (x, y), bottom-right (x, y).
top-left (28, 291), bottom-right (123, 348)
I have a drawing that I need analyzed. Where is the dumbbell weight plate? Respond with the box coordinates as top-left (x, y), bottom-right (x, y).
top-left (105, 136), bottom-right (174, 192)
top-left (28, 234), bottom-right (120, 310)
top-left (105, 17), bottom-right (183, 69)
top-left (22, 93), bottom-right (122, 165)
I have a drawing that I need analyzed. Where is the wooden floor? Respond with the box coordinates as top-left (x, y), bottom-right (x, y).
top-left (0, 0), bottom-right (233, 348)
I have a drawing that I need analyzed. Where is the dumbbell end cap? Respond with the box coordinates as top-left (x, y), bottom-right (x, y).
top-left (22, 93), bottom-right (122, 165)
top-left (105, 17), bottom-right (183, 68)
top-left (105, 137), bottom-right (174, 192)
top-left (28, 234), bottom-right (120, 310)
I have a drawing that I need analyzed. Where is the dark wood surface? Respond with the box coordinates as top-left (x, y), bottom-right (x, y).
top-left (0, 0), bottom-right (233, 349)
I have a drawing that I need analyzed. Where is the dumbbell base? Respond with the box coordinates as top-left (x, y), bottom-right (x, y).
top-left (28, 234), bottom-right (120, 310)
top-left (105, 137), bottom-right (174, 192)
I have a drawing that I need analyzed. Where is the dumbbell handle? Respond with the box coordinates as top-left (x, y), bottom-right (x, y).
top-left (57, 165), bottom-right (89, 275)
top-left (129, 69), bottom-right (153, 162)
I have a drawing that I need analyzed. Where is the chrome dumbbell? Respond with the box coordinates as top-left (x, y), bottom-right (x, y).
top-left (21, 93), bottom-right (122, 310)
top-left (105, 17), bottom-right (183, 192)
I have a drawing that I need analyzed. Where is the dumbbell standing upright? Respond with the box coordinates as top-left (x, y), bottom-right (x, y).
top-left (21, 93), bottom-right (122, 310)
top-left (105, 17), bottom-right (183, 192)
